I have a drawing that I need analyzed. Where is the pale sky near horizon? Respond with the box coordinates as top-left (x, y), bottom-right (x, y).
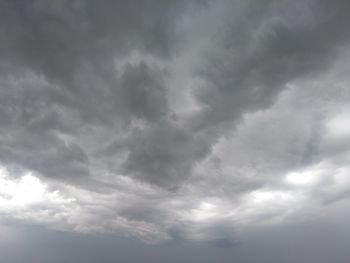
top-left (1, 1), bottom-right (350, 262)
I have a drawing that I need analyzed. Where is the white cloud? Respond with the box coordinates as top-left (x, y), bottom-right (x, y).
top-left (0, 166), bottom-right (71, 210)
top-left (286, 170), bottom-right (320, 186)
top-left (326, 110), bottom-right (350, 139)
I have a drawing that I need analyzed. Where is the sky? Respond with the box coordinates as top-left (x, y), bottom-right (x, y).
top-left (1, 0), bottom-right (350, 262)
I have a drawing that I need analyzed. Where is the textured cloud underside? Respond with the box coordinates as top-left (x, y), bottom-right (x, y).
top-left (1, 0), bottom-right (350, 247)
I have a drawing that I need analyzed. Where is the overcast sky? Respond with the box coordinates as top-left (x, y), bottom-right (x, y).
top-left (1, 0), bottom-right (350, 262)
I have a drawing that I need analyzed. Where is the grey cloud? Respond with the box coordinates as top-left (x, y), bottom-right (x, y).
top-left (1, 1), bottom-right (350, 260)
top-left (0, 0), bottom-right (189, 79)
top-left (0, 0), bottom-right (199, 186)
top-left (117, 62), bottom-right (169, 122)
top-left (123, 120), bottom-right (208, 189)
top-left (0, 131), bottom-right (89, 184)
top-left (0, 0), bottom-right (196, 131)
top-left (1, 0), bottom-right (348, 190)
top-left (170, 0), bottom-right (350, 197)
top-left (193, 0), bottom-right (350, 130)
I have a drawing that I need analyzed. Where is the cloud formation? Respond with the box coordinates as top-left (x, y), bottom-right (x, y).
top-left (1, 1), bottom-right (350, 262)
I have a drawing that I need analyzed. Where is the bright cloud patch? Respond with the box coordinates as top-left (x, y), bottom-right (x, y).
top-left (250, 190), bottom-right (294, 204)
top-left (0, 167), bottom-right (68, 209)
top-left (286, 170), bottom-right (319, 186)
top-left (326, 111), bottom-right (350, 139)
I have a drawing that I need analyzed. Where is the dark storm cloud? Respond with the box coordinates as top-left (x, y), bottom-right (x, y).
top-left (193, 0), bottom-right (350, 130)
top-left (1, 1), bottom-right (350, 260)
top-left (0, 0), bottom-right (199, 185)
top-left (0, 0), bottom-right (348, 188)
top-left (123, 120), bottom-right (202, 188)
top-left (117, 62), bottom-right (169, 122)
top-left (0, 0), bottom-right (189, 78)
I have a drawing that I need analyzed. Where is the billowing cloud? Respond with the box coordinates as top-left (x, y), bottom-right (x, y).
top-left (1, 1), bottom-right (350, 262)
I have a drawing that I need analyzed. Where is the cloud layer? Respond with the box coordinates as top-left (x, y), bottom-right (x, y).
top-left (1, 1), bottom-right (350, 261)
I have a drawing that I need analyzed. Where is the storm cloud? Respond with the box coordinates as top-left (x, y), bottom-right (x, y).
top-left (1, 0), bottom-right (350, 262)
